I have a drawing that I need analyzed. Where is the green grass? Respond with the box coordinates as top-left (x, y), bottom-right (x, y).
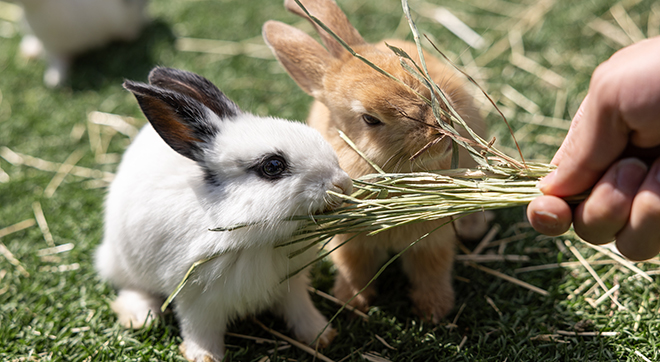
top-left (1, 0), bottom-right (659, 361)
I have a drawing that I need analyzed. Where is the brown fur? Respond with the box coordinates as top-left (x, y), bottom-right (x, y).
top-left (263, 0), bottom-right (488, 321)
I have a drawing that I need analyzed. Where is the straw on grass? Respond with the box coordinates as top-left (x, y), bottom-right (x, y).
top-left (224, 332), bottom-right (282, 346)
top-left (0, 165), bottom-right (8, 183)
top-left (252, 318), bottom-right (334, 362)
top-left (0, 0), bottom-right (22, 23)
top-left (32, 201), bottom-right (55, 247)
top-left (176, 37), bottom-right (274, 59)
top-left (88, 111), bottom-right (139, 139)
top-left (0, 147), bottom-right (114, 182)
top-left (485, 296), bottom-right (503, 317)
top-left (456, 254), bottom-right (529, 263)
top-left (44, 147), bottom-right (86, 198)
top-left (0, 219), bottom-right (36, 239)
top-left (635, 350), bottom-right (653, 362)
top-left (610, 3), bottom-right (645, 43)
top-left (362, 352), bottom-right (393, 362)
top-left (583, 242), bottom-right (653, 282)
top-left (470, 224), bottom-right (500, 255)
top-left (374, 335), bottom-right (397, 351)
top-left (467, 262), bottom-right (549, 296)
top-left (0, 241), bottom-right (29, 277)
top-left (307, 286), bottom-right (369, 321)
top-left (564, 240), bottom-right (625, 310)
top-left (447, 302), bottom-right (467, 329)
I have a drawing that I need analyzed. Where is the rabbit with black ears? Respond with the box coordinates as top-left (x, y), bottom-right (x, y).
top-left (95, 67), bottom-right (351, 362)
top-left (263, 0), bottom-right (490, 323)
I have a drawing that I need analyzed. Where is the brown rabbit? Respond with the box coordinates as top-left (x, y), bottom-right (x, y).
top-left (263, 0), bottom-right (488, 322)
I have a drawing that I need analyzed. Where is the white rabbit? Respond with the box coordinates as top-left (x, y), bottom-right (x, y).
top-left (17, 0), bottom-right (148, 87)
top-left (95, 67), bottom-right (352, 362)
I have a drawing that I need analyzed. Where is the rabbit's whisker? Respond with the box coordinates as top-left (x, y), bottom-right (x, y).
top-left (385, 149), bottom-right (406, 173)
top-left (410, 135), bottom-right (446, 162)
top-left (394, 152), bottom-right (412, 173)
top-left (381, 149), bottom-right (404, 172)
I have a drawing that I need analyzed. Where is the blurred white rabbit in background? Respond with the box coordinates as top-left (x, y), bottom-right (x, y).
top-left (17, 0), bottom-right (149, 87)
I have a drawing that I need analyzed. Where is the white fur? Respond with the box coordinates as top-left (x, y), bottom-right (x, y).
top-left (349, 99), bottom-right (366, 114)
top-left (18, 0), bottom-right (148, 87)
top-left (96, 83), bottom-right (351, 361)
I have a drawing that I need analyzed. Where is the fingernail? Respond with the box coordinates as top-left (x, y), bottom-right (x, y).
top-left (532, 210), bottom-right (562, 234)
top-left (538, 169), bottom-right (556, 192)
top-left (616, 158), bottom-right (648, 195)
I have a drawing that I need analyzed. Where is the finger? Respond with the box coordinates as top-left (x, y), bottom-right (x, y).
top-left (550, 95), bottom-right (589, 166)
top-left (539, 80), bottom-right (630, 197)
top-left (527, 195), bottom-right (573, 236)
top-left (573, 158), bottom-right (648, 244)
top-left (615, 158), bottom-right (660, 261)
top-left (609, 38), bottom-right (660, 149)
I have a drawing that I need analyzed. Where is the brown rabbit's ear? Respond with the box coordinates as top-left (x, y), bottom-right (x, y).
top-left (284, 0), bottom-right (366, 58)
top-left (263, 20), bottom-right (331, 96)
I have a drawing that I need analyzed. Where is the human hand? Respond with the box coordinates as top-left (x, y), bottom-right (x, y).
top-left (527, 36), bottom-right (660, 261)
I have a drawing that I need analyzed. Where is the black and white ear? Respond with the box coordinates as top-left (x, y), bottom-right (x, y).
top-left (123, 78), bottom-right (235, 162)
top-left (147, 67), bottom-right (241, 120)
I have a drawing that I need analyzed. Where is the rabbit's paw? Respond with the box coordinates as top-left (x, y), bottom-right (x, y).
top-left (289, 305), bottom-right (337, 348)
top-left (332, 272), bottom-right (375, 313)
top-left (454, 211), bottom-right (495, 241)
top-left (316, 326), bottom-right (338, 348)
top-left (111, 289), bottom-right (161, 329)
top-left (19, 35), bottom-right (44, 59)
top-left (179, 341), bottom-right (221, 362)
top-left (294, 323), bottom-right (337, 349)
top-left (409, 284), bottom-right (455, 324)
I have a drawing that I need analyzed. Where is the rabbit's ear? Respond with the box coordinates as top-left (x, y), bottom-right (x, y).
top-left (284, 0), bottom-right (366, 58)
top-left (123, 80), bottom-right (230, 162)
top-left (263, 20), bottom-right (332, 96)
top-left (147, 67), bottom-right (241, 120)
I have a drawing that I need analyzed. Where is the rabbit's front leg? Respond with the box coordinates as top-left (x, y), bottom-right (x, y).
top-left (275, 272), bottom-right (336, 348)
top-left (175, 294), bottom-right (228, 362)
top-left (401, 229), bottom-right (456, 324)
top-left (329, 236), bottom-right (388, 312)
top-left (44, 54), bottom-right (71, 88)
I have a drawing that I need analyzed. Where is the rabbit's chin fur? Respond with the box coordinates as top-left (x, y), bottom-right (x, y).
top-left (19, 0), bottom-right (148, 87)
top-left (96, 70), bottom-right (350, 362)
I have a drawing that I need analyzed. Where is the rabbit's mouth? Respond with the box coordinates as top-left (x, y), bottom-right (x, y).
top-left (321, 183), bottom-right (352, 212)
top-left (323, 193), bottom-right (346, 212)
top-left (410, 136), bottom-right (453, 169)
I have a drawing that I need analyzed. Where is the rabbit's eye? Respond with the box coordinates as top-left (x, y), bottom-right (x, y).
top-left (362, 114), bottom-right (383, 126)
top-left (256, 155), bottom-right (289, 180)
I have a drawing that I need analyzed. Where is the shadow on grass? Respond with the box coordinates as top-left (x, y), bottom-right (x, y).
top-left (97, 206), bottom-right (623, 360)
top-left (68, 19), bottom-right (176, 91)
top-left (109, 251), bottom-right (622, 361)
